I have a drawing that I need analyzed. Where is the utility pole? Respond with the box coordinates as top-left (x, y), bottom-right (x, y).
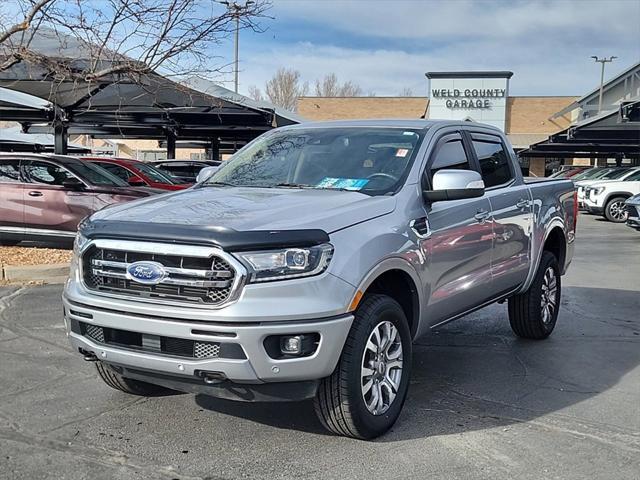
top-left (591, 56), bottom-right (617, 113)
top-left (220, 1), bottom-right (254, 93)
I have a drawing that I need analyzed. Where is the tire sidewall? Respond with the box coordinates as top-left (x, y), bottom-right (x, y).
top-left (345, 296), bottom-right (412, 438)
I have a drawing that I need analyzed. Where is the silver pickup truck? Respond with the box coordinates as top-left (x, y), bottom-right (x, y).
top-left (64, 120), bottom-right (577, 439)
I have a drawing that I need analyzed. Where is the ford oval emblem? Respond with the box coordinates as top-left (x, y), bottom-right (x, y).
top-left (126, 261), bottom-right (167, 285)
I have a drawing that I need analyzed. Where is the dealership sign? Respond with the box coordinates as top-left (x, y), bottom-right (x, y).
top-left (426, 71), bottom-right (513, 131)
top-left (431, 88), bottom-right (506, 109)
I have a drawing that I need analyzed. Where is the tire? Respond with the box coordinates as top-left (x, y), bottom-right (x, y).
top-left (314, 294), bottom-right (412, 439)
top-left (604, 196), bottom-right (629, 223)
top-left (508, 251), bottom-right (561, 340)
top-left (95, 362), bottom-right (175, 396)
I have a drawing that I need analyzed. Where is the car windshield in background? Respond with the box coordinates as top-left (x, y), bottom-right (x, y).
top-left (205, 127), bottom-right (425, 195)
top-left (603, 168), bottom-right (632, 180)
top-left (134, 162), bottom-right (178, 184)
top-left (67, 161), bottom-right (129, 187)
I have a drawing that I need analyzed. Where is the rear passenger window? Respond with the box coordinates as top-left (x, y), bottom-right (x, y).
top-left (0, 160), bottom-right (21, 183)
top-left (431, 138), bottom-right (470, 174)
top-left (472, 138), bottom-right (513, 188)
top-left (23, 161), bottom-right (74, 186)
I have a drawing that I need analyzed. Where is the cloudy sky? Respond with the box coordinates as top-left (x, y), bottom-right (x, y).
top-left (222, 0), bottom-right (640, 97)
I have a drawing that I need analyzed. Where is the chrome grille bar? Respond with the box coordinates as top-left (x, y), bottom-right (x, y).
top-left (91, 268), bottom-right (232, 288)
top-left (91, 259), bottom-right (233, 278)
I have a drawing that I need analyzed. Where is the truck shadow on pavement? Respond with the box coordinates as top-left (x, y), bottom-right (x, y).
top-left (195, 286), bottom-right (640, 441)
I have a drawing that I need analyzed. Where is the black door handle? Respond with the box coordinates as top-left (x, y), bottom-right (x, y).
top-left (28, 191), bottom-right (43, 197)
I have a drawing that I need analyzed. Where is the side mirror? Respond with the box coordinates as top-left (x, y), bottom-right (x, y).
top-left (196, 166), bottom-right (219, 183)
top-left (127, 175), bottom-right (146, 187)
top-left (423, 169), bottom-right (485, 202)
top-left (62, 177), bottom-right (85, 190)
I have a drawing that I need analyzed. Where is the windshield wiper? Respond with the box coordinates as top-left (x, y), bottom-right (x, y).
top-left (199, 181), bottom-right (237, 187)
top-left (274, 182), bottom-right (313, 189)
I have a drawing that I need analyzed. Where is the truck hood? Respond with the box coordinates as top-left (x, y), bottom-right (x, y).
top-left (90, 186), bottom-right (396, 233)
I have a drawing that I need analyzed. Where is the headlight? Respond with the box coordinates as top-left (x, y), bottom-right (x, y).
top-left (591, 187), bottom-right (605, 196)
top-left (236, 244), bottom-right (333, 283)
top-left (73, 231), bottom-right (90, 256)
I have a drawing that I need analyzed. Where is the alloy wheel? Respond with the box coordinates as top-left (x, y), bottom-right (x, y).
top-left (540, 266), bottom-right (558, 324)
top-left (361, 321), bottom-right (403, 415)
top-left (609, 201), bottom-right (628, 222)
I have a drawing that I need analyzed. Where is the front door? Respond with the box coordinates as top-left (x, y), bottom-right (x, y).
top-left (420, 132), bottom-right (494, 326)
top-left (21, 160), bottom-right (95, 237)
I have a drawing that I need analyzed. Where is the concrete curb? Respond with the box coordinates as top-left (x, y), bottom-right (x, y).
top-left (1, 263), bottom-right (70, 284)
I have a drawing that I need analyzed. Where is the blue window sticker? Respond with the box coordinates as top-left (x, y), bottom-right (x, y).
top-left (316, 177), bottom-right (370, 191)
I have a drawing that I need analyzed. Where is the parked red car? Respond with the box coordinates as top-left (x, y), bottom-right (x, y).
top-left (0, 154), bottom-right (159, 245)
top-left (82, 157), bottom-right (191, 191)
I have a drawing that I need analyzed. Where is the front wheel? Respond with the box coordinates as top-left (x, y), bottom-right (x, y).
top-left (314, 294), bottom-right (412, 439)
top-left (605, 196), bottom-right (629, 223)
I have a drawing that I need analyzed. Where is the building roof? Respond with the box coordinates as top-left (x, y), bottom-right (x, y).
top-left (426, 71), bottom-right (513, 79)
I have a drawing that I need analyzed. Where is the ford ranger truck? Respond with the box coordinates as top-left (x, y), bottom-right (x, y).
top-left (63, 120), bottom-right (577, 439)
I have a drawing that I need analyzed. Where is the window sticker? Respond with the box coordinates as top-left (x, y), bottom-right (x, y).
top-left (316, 177), bottom-right (370, 190)
top-left (395, 148), bottom-right (409, 158)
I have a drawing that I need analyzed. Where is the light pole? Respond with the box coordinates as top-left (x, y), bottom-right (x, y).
top-left (220, 1), bottom-right (254, 93)
top-left (591, 56), bottom-right (617, 114)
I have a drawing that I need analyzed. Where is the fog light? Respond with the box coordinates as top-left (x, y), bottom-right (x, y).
top-left (280, 335), bottom-right (302, 355)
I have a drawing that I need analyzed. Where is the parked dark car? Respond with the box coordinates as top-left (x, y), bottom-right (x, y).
top-left (150, 160), bottom-right (221, 183)
top-left (0, 154), bottom-right (159, 245)
top-left (82, 157), bottom-right (191, 191)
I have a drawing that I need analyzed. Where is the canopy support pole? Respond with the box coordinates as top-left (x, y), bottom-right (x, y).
top-left (166, 132), bottom-right (176, 159)
top-left (206, 138), bottom-right (220, 161)
top-left (54, 122), bottom-right (68, 155)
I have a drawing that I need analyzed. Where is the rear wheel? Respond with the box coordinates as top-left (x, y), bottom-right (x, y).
top-left (508, 251), bottom-right (561, 339)
top-left (604, 196), bottom-right (629, 223)
top-left (314, 294), bottom-right (412, 439)
top-left (95, 362), bottom-right (176, 396)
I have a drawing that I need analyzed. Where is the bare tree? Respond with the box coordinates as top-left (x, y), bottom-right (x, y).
top-left (247, 84), bottom-right (264, 102)
top-left (0, 0), bottom-right (271, 80)
top-left (398, 87), bottom-right (413, 96)
top-left (314, 73), bottom-right (362, 97)
top-left (264, 67), bottom-right (308, 111)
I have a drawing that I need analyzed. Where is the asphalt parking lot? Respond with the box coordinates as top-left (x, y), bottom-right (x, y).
top-left (1, 214), bottom-right (639, 480)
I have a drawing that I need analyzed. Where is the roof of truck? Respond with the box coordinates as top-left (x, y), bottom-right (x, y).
top-left (283, 118), bottom-right (502, 132)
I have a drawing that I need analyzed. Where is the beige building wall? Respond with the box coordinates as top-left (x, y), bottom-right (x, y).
top-left (298, 97), bottom-right (429, 121)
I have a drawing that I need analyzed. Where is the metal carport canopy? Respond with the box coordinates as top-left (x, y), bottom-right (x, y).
top-left (0, 29), bottom-right (300, 155)
top-left (519, 100), bottom-right (640, 160)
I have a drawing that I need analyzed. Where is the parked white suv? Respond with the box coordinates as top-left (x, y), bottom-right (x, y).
top-left (576, 168), bottom-right (639, 209)
top-left (584, 170), bottom-right (640, 222)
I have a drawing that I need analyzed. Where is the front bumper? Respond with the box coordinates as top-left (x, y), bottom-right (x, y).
top-left (63, 293), bottom-right (353, 386)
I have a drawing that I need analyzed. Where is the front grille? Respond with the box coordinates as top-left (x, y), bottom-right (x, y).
top-left (82, 246), bottom-right (236, 306)
top-left (625, 204), bottom-right (639, 218)
top-left (78, 322), bottom-right (244, 359)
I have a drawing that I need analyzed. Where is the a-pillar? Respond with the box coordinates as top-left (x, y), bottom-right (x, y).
top-left (54, 122), bottom-right (68, 155)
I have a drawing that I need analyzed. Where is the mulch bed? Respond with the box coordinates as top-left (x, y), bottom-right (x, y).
top-left (0, 246), bottom-right (73, 267)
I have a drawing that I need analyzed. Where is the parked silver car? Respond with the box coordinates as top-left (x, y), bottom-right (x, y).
top-left (64, 120), bottom-right (577, 439)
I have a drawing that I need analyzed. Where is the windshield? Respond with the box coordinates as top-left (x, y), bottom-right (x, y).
top-left (66, 161), bottom-right (129, 187)
top-left (133, 161), bottom-right (178, 184)
top-left (573, 168), bottom-right (603, 181)
top-left (603, 168), bottom-right (631, 180)
top-left (204, 127), bottom-right (425, 195)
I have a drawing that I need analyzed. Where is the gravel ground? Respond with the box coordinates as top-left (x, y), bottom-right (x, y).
top-left (0, 215), bottom-right (639, 480)
top-left (0, 246), bottom-right (72, 267)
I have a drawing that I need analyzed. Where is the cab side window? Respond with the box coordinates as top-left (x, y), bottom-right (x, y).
top-left (472, 137), bottom-right (513, 188)
top-left (23, 161), bottom-right (74, 186)
top-left (0, 159), bottom-right (21, 183)
top-left (430, 137), bottom-right (471, 177)
top-left (96, 162), bottom-right (135, 182)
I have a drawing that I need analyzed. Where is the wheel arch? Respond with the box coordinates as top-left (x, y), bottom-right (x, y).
top-left (351, 259), bottom-right (422, 339)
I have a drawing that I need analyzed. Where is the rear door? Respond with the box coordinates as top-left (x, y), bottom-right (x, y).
top-left (0, 158), bottom-right (25, 240)
top-left (467, 132), bottom-right (532, 295)
top-left (21, 160), bottom-right (94, 238)
top-left (421, 131), bottom-right (495, 326)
